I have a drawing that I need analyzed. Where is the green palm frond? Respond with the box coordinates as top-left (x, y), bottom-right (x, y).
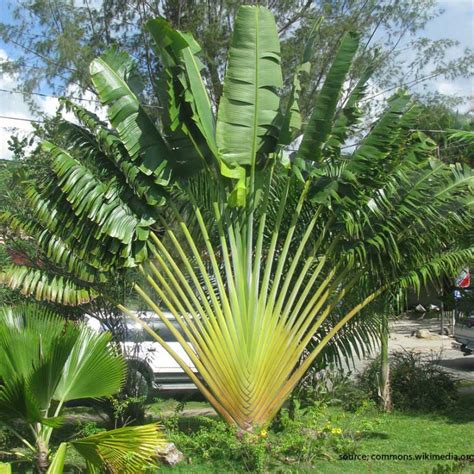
top-left (448, 129), bottom-right (474, 153)
top-left (2, 211), bottom-right (105, 282)
top-left (70, 423), bottom-right (164, 473)
top-left (44, 141), bottom-right (149, 246)
top-left (61, 100), bottom-right (166, 206)
top-left (0, 266), bottom-right (96, 305)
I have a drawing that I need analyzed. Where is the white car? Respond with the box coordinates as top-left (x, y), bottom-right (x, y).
top-left (87, 312), bottom-right (198, 398)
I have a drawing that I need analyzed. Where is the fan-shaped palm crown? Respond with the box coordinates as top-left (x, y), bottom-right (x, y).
top-left (1, 6), bottom-right (472, 430)
top-left (0, 306), bottom-right (163, 472)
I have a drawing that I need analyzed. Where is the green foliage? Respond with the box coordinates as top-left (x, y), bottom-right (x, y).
top-left (100, 393), bottom-right (148, 429)
top-left (75, 421), bottom-right (106, 439)
top-left (0, 5), bottom-right (472, 432)
top-left (166, 402), bottom-right (372, 472)
top-left (359, 351), bottom-right (459, 412)
top-left (415, 102), bottom-right (474, 166)
top-left (169, 417), bottom-right (266, 472)
top-left (0, 305), bottom-right (159, 472)
top-left (292, 365), bottom-right (374, 413)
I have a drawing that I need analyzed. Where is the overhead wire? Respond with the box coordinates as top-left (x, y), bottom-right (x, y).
top-left (0, 87), bottom-right (100, 104)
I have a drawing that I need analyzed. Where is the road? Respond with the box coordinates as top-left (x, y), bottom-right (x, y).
top-left (352, 316), bottom-right (474, 383)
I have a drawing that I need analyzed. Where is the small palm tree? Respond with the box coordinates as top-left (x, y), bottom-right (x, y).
top-left (1, 6), bottom-right (472, 432)
top-left (0, 305), bottom-right (163, 472)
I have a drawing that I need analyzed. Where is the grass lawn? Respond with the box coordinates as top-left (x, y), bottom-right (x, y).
top-left (155, 393), bottom-right (474, 473)
top-left (310, 393), bottom-right (474, 473)
top-left (4, 393), bottom-right (473, 472)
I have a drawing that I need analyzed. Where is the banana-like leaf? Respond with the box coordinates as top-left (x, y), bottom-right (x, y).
top-left (324, 62), bottom-right (375, 152)
top-left (298, 32), bottom-right (360, 163)
top-left (71, 423), bottom-right (164, 473)
top-left (279, 18), bottom-right (322, 146)
top-left (278, 63), bottom-right (307, 146)
top-left (90, 49), bottom-right (172, 184)
top-left (147, 18), bottom-right (218, 160)
top-left (216, 5), bottom-right (283, 168)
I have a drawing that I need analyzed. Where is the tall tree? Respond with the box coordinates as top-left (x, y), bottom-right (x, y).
top-left (414, 101), bottom-right (474, 166)
top-left (1, 6), bottom-right (472, 431)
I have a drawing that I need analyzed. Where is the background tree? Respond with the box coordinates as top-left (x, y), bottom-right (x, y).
top-left (414, 101), bottom-right (474, 166)
top-left (0, 0), bottom-right (472, 117)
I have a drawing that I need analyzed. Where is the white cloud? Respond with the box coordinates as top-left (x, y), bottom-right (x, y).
top-left (0, 48), bottom-right (107, 159)
top-left (0, 49), bottom-right (37, 159)
top-left (436, 80), bottom-right (464, 96)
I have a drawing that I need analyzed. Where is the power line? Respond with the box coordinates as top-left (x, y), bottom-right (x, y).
top-left (0, 86), bottom-right (162, 110)
top-left (0, 115), bottom-right (44, 124)
top-left (0, 87), bottom-right (100, 104)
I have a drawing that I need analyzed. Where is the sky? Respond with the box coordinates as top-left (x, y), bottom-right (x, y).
top-left (0, 0), bottom-right (472, 159)
top-left (416, 0), bottom-right (473, 100)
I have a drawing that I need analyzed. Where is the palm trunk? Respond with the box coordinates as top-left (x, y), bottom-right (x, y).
top-left (35, 438), bottom-right (49, 473)
top-left (379, 313), bottom-right (392, 412)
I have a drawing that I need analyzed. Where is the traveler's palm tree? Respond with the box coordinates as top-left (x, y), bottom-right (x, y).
top-left (0, 306), bottom-right (163, 472)
top-left (1, 6), bottom-right (472, 430)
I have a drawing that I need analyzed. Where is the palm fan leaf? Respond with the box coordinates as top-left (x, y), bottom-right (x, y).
top-left (70, 423), bottom-right (164, 473)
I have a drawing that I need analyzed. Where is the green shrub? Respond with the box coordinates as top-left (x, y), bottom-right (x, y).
top-left (359, 350), bottom-right (458, 411)
top-left (292, 364), bottom-right (373, 412)
top-left (168, 416), bottom-right (266, 472)
top-left (166, 402), bottom-right (366, 472)
top-left (75, 421), bottom-right (106, 438)
top-left (270, 401), bottom-right (358, 465)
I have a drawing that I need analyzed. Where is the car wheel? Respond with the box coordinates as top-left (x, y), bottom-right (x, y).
top-left (126, 364), bottom-right (153, 400)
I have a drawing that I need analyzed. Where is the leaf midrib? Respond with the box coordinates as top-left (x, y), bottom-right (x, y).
top-left (250, 7), bottom-right (260, 168)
